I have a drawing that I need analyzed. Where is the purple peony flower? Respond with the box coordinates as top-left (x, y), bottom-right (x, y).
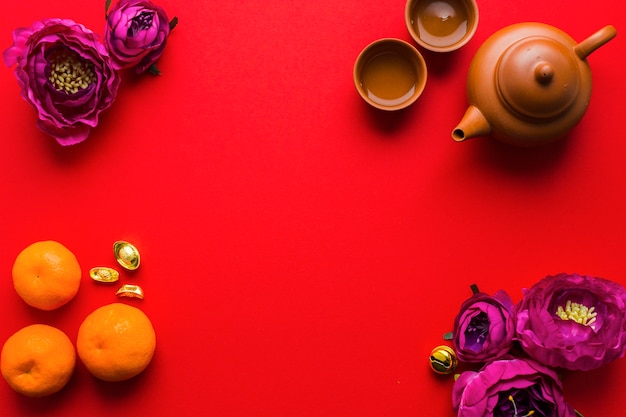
top-left (3, 18), bottom-right (120, 145)
top-left (515, 273), bottom-right (626, 371)
top-left (104, 0), bottom-right (172, 73)
top-left (452, 357), bottom-right (576, 417)
top-left (453, 289), bottom-right (515, 363)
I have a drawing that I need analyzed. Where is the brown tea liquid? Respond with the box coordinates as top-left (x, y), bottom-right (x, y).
top-left (411, 0), bottom-right (470, 47)
top-left (361, 52), bottom-right (418, 107)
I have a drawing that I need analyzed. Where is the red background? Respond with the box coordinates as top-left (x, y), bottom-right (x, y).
top-left (1, 0), bottom-right (625, 415)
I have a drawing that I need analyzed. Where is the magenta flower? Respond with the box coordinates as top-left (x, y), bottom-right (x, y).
top-left (515, 273), bottom-right (626, 371)
top-left (452, 357), bottom-right (576, 417)
top-left (3, 18), bottom-right (120, 145)
top-left (104, 0), bottom-right (172, 73)
top-left (452, 289), bottom-right (515, 363)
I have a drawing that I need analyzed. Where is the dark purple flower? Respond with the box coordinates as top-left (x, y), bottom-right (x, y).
top-left (515, 273), bottom-right (626, 371)
top-left (452, 357), bottom-right (576, 417)
top-left (3, 18), bottom-right (120, 145)
top-left (453, 290), bottom-right (515, 363)
top-left (104, 0), bottom-right (171, 73)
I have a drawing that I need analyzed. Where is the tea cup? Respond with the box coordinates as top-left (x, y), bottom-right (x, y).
top-left (353, 38), bottom-right (427, 111)
top-left (405, 0), bottom-right (479, 52)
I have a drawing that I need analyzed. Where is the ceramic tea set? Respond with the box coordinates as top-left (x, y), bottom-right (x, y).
top-left (353, 0), bottom-right (617, 146)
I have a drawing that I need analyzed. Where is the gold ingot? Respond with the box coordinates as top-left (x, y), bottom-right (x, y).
top-left (113, 240), bottom-right (140, 270)
top-left (115, 284), bottom-right (144, 299)
top-left (89, 267), bottom-right (120, 283)
top-left (429, 345), bottom-right (458, 375)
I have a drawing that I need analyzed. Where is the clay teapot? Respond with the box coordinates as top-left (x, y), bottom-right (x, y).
top-left (452, 22), bottom-right (616, 146)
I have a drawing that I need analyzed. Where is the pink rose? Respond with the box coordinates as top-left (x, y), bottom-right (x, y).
top-left (452, 357), bottom-right (576, 416)
top-left (515, 273), bottom-right (626, 370)
top-left (3, 18), bottom-right (120, 145)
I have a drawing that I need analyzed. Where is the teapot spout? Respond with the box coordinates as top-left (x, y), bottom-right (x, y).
top-left (452, 106), bottom-right (491, 142)
top-left (574, 25), bottom-right (617, 60)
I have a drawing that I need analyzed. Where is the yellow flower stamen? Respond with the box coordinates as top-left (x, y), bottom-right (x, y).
top-left (509, 394), bottom-right (536, 417)
top-left (555, 300), bottom-right (597, 328)
top-left (47, 48), bottom-right (95, 94)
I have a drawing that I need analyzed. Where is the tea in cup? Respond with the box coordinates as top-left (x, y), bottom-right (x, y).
top-left (353, 38), bottom-right (427, 111)
top-left (405, 0), bottom-right (479, 52)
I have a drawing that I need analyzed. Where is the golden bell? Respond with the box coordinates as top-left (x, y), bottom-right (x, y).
top-left (429, 345), bottom-right (458, 375)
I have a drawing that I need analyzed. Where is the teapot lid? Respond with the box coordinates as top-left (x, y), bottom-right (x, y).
top-left (496, 36), bottom-right (581, 120)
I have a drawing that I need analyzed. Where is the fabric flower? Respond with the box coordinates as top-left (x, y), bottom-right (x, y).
top-left (104, 0), bottom-right (171, 73)
top-left (515, 273), bottom-right (626, 371)
top-left (452, 357), bottom-right (576, 417)
top-left (3, 18), bottom-right (120, 145)
top-left (452, 289), bottom-right (515, 363)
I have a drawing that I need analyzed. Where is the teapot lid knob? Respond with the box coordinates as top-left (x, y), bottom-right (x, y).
top-left (534, 62), bottom-right (554, 84)
top-left (496, 37), bottom-right (581, 120)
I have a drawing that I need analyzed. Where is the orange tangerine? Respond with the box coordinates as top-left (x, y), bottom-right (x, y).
top-left (76, 303), bottom-right (156, 382)
top-left (1, 324), bottom-right (76, 397)
top-left (12, 240), bottom-right (81, 310)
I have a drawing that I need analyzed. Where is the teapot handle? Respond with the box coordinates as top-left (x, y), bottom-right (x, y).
top-left (574, 25), bottom-right (617, 60)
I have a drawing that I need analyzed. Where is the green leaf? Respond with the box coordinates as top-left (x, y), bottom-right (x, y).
top-left (148, 64), bottom-right (162, 75)
top-left (470, 284), bottom-right (480, 294)
top-left (443, 332), bottom-right (453, 340)
top-left (169, 16), bottom-right (179, 31)
top-left (575, 410), bottom-right (584, 417)
top-left (105, 0), bottom-right (113, 17)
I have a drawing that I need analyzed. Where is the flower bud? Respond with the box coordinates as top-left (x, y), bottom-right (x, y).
top-left (105, 0), bottom-right (172, 73)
